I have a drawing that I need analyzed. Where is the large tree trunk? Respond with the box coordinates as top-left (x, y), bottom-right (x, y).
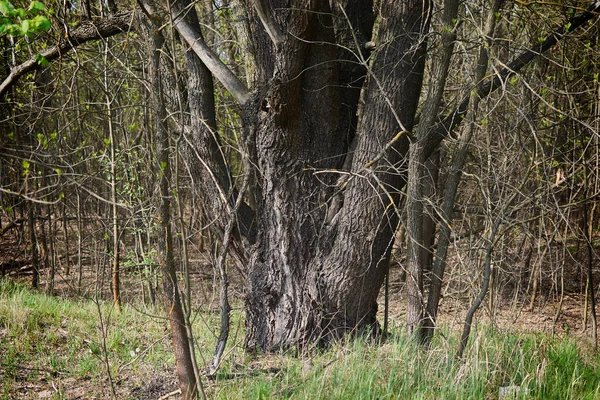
top-left (168, 0), bottom-right (600, 353)
top-left (243, 0), bottom-right (430, 351)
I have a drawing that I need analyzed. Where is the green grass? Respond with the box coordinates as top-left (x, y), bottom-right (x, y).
top-left (2, 278), bottom-right (600, 399)
top-left (210, 329), bottom-right (600, 400)
top-left (0, 279), bottom-right (176, 398)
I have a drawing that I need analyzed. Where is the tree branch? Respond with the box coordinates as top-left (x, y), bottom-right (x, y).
top-left (172, 13), bottom-right (252, 105)
top-left (252, 0), bottom-right (284, 49)
top-left (0, 11), bottom-right (135, 97)
top-left (423, 0), bottom-right (600, 160)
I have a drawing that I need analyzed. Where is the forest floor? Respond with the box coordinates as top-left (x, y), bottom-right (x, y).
top-left (2, 275), bottom-right (600, 399)
top-left (2, 224), bottom-right (600, 398)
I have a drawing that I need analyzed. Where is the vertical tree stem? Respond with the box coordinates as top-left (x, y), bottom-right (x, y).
top-left (103, 38), bottom-right (121, 313)
top-left (457, 218), bottom-right (501, 359)
top-left (209, 168), bottom-right (250, 377)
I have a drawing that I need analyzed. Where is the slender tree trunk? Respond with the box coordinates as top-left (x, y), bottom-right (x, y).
top-left (170, 0), bottom-right (255, 264)
top-left (457, 217), bottom-right (501, 359)
top-left (583, 173), bottom-right (597, 348)
top-left (77, 190), bottom-right (84, 293)
top-left (46, 195), bottom-right (55, 295)
top-left (103, 38), bottom-right (121, 312)
top-left (421, 0), bottom-right (504, 345)
top-left (28, 203), bottom-right (39, 289)
top-left (141, 7), bottom-right (202, 398)
top-left (405, 0), bottom-right (459, 337)
top-left (38, 210), bottom-right (48, 289)
top-left (422, 150), bottom-right (439, 282)
top-left (209, 170), bottom-right (250, 376)
top-left (166, 2), bottom-right (204, 386)
top-left (63, 204), bottom-right (70, 276)
top-left (406, 142), bottom-right (426, 335)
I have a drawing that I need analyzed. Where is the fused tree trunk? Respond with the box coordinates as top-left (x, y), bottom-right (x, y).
top-left (242, 0), bottom-right (430, 351)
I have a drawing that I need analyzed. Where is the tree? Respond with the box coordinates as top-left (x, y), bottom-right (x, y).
top-left (2, 0), bottom-right (600, 360)
top-left (172, 0), bottom-right (600, 352)
top-left (172, 0), bottom-right (429, 351)
top-left (237, 0), bottom-right (429, 350)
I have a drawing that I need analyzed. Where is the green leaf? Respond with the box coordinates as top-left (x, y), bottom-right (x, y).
top-left (34, 53), bottom-right (49, 67)
top-left (32, 14), bottom-right (50, 31)
top-left (5, 23), bottom-right (19, 35)
top-left (22, 160), bottom-right (30, 175)
top-left (0, 0), bottom-right (15, 16)
top-left (28, 1), bottom-right (45, 13)
top-left (21, 18), bottom-right (29, 34)
top-left (104, 138), bottom-right (111, 146)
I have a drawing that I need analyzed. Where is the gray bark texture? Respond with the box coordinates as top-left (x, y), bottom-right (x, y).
top-left (242, 0), bottom-right (430, 351)
top-left (405, 0), bottom-right (458, 337)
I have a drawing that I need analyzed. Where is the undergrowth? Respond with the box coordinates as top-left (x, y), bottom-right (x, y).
top-left (1, 279), bottom-right (600, 399)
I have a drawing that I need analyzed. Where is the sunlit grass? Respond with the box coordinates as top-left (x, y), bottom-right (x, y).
top-left (2, 278), bottom-right (600, 399)
top-left (0, 279), bottom-right (174, 398)
top-left (209, 327), bottom-right (600, 399)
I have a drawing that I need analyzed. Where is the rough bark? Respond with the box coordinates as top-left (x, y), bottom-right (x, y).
top-left (243, 0), bottom-right (430, 351)
top-left (244, 0), bottom-right (351, 350)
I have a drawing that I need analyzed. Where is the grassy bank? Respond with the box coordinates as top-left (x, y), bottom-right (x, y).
top-left (1, 279), bottom-right (600, 399)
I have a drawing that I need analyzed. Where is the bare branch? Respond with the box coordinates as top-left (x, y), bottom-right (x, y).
top-left (252, 0), bottom-right (284, 49)
top-left (172, 14), bottom-right (252, 105)
top-left (424, 0), bottom-right (600, 159)
top-left (0, 11), bottom-right (135, 97)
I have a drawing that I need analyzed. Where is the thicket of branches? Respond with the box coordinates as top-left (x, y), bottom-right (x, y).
top-left (1, 0), bottom-right (599, 397)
